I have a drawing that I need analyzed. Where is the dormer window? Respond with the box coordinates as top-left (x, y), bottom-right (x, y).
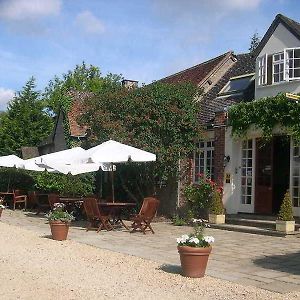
top-left (258, 47), bottom-right (300, 86)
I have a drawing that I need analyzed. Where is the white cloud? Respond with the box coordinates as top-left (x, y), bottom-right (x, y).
top-left (0, 0), bottom-right (61, 21)
top-left (0, 88), bottom-right (14, 111)
top-left (76, 11), bottom-right (105, 35)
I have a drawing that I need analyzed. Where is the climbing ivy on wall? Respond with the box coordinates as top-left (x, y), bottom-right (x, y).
top-left (228, 93), bottom-right (300, 142)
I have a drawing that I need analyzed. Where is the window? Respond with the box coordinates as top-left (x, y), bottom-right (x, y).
top-left (285, 48), bottom-right (300, 81)
top-left (219, 74), bottom-right (255, 95)
top-left (241, 139), bottom-right (253, 205)
top-left (258, 55), bottom-right (267, 86)
top-left (194, 140), bottom-right (214, 181)
top-left (258, 47), bottom-right (300, 86)
top-left (272, 52), bottom-right (284, 83)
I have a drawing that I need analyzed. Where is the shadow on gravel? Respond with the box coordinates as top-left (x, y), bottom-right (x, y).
top-left (158, 264), bottom-right (182, 275)
top-left (253, 251), bottom-right (300, 275)
top-left (41, 234), bottom-right (54, 239)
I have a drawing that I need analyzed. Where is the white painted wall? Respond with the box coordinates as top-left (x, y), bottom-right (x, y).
top-left (255, 23), bottom-right (300, 99)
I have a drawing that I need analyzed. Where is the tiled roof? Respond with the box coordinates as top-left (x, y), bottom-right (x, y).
top-left (159, 51), bottom-right (233, 85)
top-left (199, 53), bottom-right (255, 124)
top-left (67, 90), bottom-right (92, 137)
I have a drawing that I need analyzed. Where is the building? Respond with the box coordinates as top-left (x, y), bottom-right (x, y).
top-left (223, 14), bottom-right (300, 216)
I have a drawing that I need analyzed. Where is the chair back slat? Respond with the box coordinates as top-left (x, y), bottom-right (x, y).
top-left (139, 197), bottom-right (159, 220)
top-left (84, 198), bottom-right (103, 219)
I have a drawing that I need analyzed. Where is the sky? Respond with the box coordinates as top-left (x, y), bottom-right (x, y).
top-left (0, 0), bottom-right (299, 110)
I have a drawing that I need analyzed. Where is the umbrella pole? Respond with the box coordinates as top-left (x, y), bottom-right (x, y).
top-left (111, 163), bottom-right (115, 203)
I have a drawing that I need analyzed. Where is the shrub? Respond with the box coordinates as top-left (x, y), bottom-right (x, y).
top-left (34, 172), bottom-right (94, 196)
top-left (209, 189), bottom-right (224, 215)
top-left (278, 191), bottom-right (294, 221)
top-left (172, 215), bottom-right (187, 226)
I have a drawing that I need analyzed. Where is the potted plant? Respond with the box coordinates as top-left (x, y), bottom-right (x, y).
top-left (183, 174), bottom-right (215, 218)
top-left (0, 198), bottom-right (6, 218)
top-left (177, 219), bottom-right (214, 278)
top-left (276, 191), bottom-right (295, 233)
top-left (208, 188), bottom-right (225, 224)
top-left (46, 203), bottom-right (74, 241)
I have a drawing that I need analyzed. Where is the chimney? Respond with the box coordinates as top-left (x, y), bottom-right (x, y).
top-left (122, 79), bottom-right (138, 89)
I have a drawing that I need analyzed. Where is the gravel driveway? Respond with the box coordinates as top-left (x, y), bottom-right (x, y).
top-left (1, 221), bottom-right (300, 300)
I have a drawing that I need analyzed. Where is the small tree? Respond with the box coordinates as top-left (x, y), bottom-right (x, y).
top-left (249, 31), bottom-right (261, 53)
top-left (209, 189), bottom-right (224, 215)
top-left (0, 77), bottom-right (53, 155)
top-left (278, 191), bottom-right (294, 221)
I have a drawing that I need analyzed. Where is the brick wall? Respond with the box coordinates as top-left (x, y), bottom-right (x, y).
top-left (214, 111), bottom-right (227, 187)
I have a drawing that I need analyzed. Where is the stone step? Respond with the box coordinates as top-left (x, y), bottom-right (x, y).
top-left (226, 217), bottom-right (276, 229)
top-left (210, 223), bottom-right (300, 237)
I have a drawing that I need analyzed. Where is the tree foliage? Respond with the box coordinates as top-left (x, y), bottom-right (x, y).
top-left (80, 82), bottom-right (203, 200)
top-left (0, 77), bottom-right (53, 155)
top-left (249, 31), bottom-right (261, 52)
top-left (44, 62), bottom-right (123, 113)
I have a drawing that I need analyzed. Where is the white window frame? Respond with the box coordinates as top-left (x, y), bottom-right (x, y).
top-left (284, 47), bottom-right (300, 81)
top-left (257, 54), bottom-right (267, 86)
top-left (193, 140), bottom-right (214, 182)
top-left (272, 52), bottom-right (284, 84)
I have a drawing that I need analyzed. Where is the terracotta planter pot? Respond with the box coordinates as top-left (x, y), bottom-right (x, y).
top-left (49, 221), bottom-right (70, 241)
top-left (177, 245), bottom-right (212, 278)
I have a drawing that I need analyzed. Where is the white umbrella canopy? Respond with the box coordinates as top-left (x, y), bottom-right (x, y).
top-left (86, 140), bottom-right (156, 163)
top-left (34, 147), bottom-right (112, 175)
top-left (0, 155), bottom-right (25, 167)
top-left (21, 158), bottom-right (57, 172)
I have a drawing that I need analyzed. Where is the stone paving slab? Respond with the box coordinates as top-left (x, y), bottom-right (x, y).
top-left (2, 210), bottom-right (300, 294)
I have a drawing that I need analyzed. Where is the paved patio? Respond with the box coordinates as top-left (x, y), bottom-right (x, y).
top-left (2, 210), bottom-right (300, 294)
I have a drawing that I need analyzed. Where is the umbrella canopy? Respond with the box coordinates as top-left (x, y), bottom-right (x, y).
top-left (86, 140), bottom-right (156, 163)
top-left (34, 147), bottom-right (112, 175)
top-left (21, 158), bottom-right (57, 172)
top-left (0, 155), bottom-right (25, 168)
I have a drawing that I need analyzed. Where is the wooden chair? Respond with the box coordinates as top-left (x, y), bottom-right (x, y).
top-left (13, 190), bottom-right (27, 211)
top-left (83, 198), bottom-right (114, 233)
top-left (131, 197), bottom-right (159, 234)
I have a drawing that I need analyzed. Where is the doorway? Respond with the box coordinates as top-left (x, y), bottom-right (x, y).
top-left (254, 136), bottom-right (290, 214)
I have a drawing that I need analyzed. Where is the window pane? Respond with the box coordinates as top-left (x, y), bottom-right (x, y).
top-left (295, 49), bottom-right (300, 58)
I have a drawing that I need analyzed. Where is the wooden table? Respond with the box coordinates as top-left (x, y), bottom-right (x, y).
top-left (98, 202), bottom-right (136, 230)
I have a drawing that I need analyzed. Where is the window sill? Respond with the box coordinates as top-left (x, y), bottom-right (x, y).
top-left (257, 79), bottom-right (300, 89)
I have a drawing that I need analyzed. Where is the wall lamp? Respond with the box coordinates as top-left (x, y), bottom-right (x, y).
top-left (224, 155), bottom-right (230, 167)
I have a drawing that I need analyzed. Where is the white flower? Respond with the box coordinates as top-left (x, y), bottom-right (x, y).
top-left (204, 236), bottom-right (215, 243)
top-left (176, 234), bottom-right (190, 244)
top-left (189, 237), bottom-right (200, 244)
top-left (181, 234), bottom-right (189, 242)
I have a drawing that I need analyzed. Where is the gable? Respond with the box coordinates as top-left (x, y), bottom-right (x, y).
top-left (259, 22), bottom-right (300, 57)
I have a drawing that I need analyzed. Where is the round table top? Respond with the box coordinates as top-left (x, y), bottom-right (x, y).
top-left (98, 202), bottom-right (136, 206)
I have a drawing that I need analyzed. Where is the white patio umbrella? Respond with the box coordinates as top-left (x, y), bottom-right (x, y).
top-left (86, 140), bottom-right (156, 163)
top-left (85, 140), bottom-right (156, 201)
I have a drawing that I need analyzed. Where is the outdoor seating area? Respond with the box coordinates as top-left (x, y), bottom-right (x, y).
top-left (0, 189), bottom-right (159, 234)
